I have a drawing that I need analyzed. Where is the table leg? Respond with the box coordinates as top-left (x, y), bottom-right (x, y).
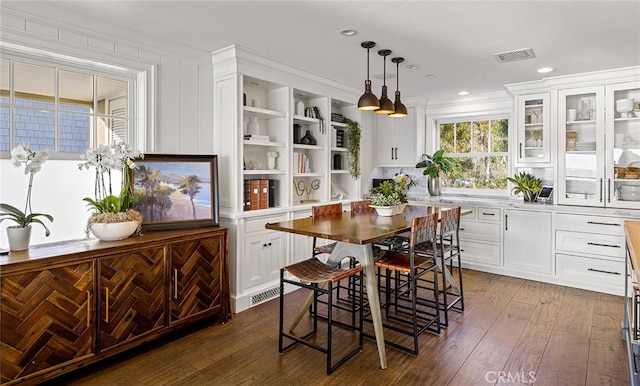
top-left (288, 242), bottom-right (387, 370)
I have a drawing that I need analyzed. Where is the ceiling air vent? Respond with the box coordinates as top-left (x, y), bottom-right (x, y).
top-left (492, 48), bottom-right (536, 63)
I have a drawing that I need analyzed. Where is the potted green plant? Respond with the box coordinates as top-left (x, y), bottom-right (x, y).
top-left (0, 143), bottom-right (53, 250)
top-left (507, 171), bottom-right (542, 202)
top-left (415, 149), bottom-right (455, 196)
top-left (78, 141), bottom-right (144, 239)
top-left (345, 118), bottom-right (361, 179)
top-left (369, 174), bottom-right (414, 216)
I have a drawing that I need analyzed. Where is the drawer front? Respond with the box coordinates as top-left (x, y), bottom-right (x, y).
top-left (460, 240), bottom-right (500, 266)
top-left (555, 213), bottom-right (625, 236)
top-left (555, 230), bottom-right (625, 259)
top-left (459, 220), bottom-right (501, 243)
top-left (245, 214), bottom-right (287, 233)
top-left (460, 206), bottom-right (476, 219)
top-left (556, 253), bottom-right (624, 288)
top-left (477, 207), bottom-right (501, 221)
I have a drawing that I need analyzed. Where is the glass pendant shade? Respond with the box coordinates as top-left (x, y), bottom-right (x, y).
top-left (375, 49), bottom-right (395, 115)
top-left (389, 57), bottom-right (407, 118)
top-left (357, 41), bottom-right (379, 111)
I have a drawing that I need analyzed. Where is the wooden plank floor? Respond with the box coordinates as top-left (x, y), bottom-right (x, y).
top-left (49, 269), bottom-right (629, 386)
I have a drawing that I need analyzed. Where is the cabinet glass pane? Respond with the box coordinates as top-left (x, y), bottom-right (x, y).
top-left (612, 86), bottom-right (640, 202)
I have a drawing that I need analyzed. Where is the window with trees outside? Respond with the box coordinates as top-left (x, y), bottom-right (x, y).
top-left (439, 116), bottom-right (509, 192)
top-left (0, 53), bottom-right (133, 156)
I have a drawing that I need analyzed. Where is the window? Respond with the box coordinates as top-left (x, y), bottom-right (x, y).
top-left (438, 116), bottom-right (509, 192)
top-left (0, 53), bottom-right (135, 155)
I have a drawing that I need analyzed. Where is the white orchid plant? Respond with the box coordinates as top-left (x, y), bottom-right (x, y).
top-left (0, 142), bottom-right (54, 236)
top-left (78, 141), bottom-right (144, 230)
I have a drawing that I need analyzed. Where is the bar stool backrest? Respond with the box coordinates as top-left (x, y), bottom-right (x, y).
top-left (410, 212), bottom-right (438, 248)
top-left (439, 207), bottom-right (461, 236)
top-left (312, 203), bottom-right (343, 218)
top-left (350, 199), bottom-right (372, 214)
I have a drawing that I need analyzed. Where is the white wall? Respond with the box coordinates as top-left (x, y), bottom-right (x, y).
top-left (0, 4), bottom-right (214, 247)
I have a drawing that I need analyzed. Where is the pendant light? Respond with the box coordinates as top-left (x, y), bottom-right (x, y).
top-left (388, 57), bottom-right (408, 118)
top-left (374, 49), bottom-right (395, 115)
top-left (357, 41), bottom-right (380, 111)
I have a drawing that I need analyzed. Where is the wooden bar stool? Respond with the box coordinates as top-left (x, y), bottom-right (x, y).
top-left (366, 212), bottom-right (441, 356)
top-left (279, 257), bottom-right (363, 374)
top-left (415, 207), bottom-right (464, 327)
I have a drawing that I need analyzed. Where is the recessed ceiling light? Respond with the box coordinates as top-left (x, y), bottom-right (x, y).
top-left (406, 64), bottom-right (419, 70)
top-left (425, 74), bottom-right (436, 79)
top-left (340, 29), bottom-right (357, 36)
top-left (537, 67), bottom-right (555, 73)
top-left (457, 91), bottom-right (470, 96)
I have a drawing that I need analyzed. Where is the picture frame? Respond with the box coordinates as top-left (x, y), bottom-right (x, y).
top-left (130, 154), bottom-right (220, 231)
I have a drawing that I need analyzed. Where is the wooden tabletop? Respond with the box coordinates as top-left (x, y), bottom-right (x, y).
top-left (625, 221), bottom-right (640, 280)
top-left (266, 205), bottom-right (468, 245)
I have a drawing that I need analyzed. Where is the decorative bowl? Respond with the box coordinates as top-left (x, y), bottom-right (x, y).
top-left (370, 203), bottom-right (407, 217)
top-left (620, 190), bottom-right (640, 201)
top-left (616, 98), bottom-right (634, 118)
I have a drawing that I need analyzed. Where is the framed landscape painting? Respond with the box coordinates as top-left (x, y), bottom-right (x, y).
top-left (130, 154), bottom-right (220, 231)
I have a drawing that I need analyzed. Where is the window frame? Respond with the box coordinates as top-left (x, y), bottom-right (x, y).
top-left (0, 46), bottom-right (151, 160)
top-left (431, 111), bottom-right (513, 196)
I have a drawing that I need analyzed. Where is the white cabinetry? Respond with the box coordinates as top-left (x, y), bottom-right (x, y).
top-left (515, 93), bottom-right (552, 165)
top-left (557, 80), bottom-right (640, 209)
top-left (212, 46), bottom-right (364, 313)
top-left (503, 209), bottom-right (552, 274)
top-left (554, 212), bottom-right (626, 295)
top-left (458, 206), bottom-right (502, 267)
top-left (375, 102), bottom-right (425, 166)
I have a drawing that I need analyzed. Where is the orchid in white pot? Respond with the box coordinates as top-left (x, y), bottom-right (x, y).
top-left (78, 141), bottom-right (144, 237)
top-left (0, 143), bottom-right (54, 236)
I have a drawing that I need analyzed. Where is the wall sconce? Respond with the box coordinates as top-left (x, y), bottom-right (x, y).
top-left (357, 41), bottom-right (380, 111)
top-left (388, 57), bottom-right (407, 118)
top-left (374, 49), bottom-right (394, 115)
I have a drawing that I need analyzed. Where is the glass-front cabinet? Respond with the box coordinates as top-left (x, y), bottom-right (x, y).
top-left (606, 81), bottom-right (640, 209)
top-left (558, 82), bottom-right (640, 209)
top-left (515, 92), bottom-right (551, 165)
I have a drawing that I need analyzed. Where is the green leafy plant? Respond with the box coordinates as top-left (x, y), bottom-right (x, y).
top-left (345, 118), bottom-right (361, 179)
top-left (369, 174), bottom-right (414, 206)
top-left (415, 149), bottom-right (455, 178)
top-left (507, 171), bottom-right (542, 202)
top-left (0, 142), bottom-right (53, 236)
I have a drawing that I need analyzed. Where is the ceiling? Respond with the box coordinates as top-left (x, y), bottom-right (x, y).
top-left (4, 1), bottom-right (640, 102)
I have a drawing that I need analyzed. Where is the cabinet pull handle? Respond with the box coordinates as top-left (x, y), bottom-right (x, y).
top-left (599, 178), bottom-right (603, 203)
top-left (588, 268), bottom-right (621, 276)
top-left (587, 242), bottom-right (621, 249)
top-left (86, 291), bottom-right (90, 328)
top-left (459, 227), bottom-right (465, 231)
top-left (268, 242), bottom-right (272, 246)
top-left (174, 268), bottom-right (178, 299)
top-left (505, 214), bottom-right (508, 231)
top-left (105, 287), bottom-right (109, 323)
top-left (481, 212), bottom-right (495, 216)
top-left (587, 221), bottom-right (620, 227)
top-left (391, 148), bottom-right (394, 160)
top-left (607, 178), bottom-right (611, 203)
top-left (519, 143), bottom-right (522, 159)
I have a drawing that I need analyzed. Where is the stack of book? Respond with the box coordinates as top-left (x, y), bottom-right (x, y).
top-left (244, 134), bottom-right (270, 142)
top-left (243, 179), bottom-right (276, 210)
top-left (293, 152), bottom-right (309, 173)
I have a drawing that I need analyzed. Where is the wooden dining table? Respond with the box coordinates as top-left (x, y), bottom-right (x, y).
top-left (266, 204), bottom-right (467, 370)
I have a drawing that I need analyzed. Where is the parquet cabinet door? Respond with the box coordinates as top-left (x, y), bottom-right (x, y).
top-left (0, 262), bottom-right (94, 383)
top-left (98, 247), bottom-right (165, 351)
top-left (169, 235), bottom-right (223, 324)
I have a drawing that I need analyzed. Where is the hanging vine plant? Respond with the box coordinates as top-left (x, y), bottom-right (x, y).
top-left (345, 118), bottom-right (361, 179)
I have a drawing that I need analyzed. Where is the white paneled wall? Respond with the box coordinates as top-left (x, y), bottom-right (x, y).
top-left (0, 4), bottom-right (215, 247)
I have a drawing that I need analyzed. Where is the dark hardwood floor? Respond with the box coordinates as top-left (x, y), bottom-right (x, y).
top-left (52, 269), bottom-right (628, 385)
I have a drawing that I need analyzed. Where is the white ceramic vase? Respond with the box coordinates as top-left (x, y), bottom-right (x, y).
top-left (90, 220), bottom-right (138, 241)
top-left (370, 203), bottom-right (407, 217)
top-left (7, 225), bottom-right (32, 251)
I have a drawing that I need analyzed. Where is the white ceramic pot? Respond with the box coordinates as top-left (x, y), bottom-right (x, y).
top-left (370, 203), bottom-right (407, 217)
top-left (90, 220), bottom-right (138, 241)
top-left (7, 225), bottom-right (32, 251)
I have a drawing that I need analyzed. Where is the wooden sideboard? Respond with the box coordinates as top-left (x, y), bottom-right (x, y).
top-left (0, 227), bottom-right (230, 385)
